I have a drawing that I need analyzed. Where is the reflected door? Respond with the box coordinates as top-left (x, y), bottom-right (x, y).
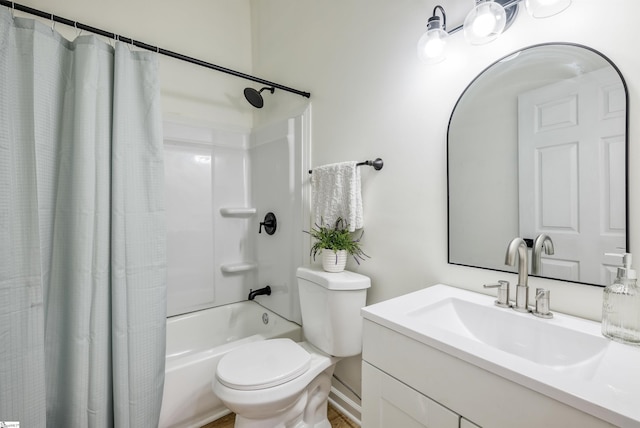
top-left (518, 67), bottom-right (626, 285)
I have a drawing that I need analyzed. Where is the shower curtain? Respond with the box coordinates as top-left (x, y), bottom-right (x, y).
top-left (0, 8), bottom-right (167, 427)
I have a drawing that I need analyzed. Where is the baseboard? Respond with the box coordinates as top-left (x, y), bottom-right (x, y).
top-left (328, 386), bottom-right (361, 426)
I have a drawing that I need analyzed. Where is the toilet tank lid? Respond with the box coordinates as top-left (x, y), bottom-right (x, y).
top-left (296, 266), bottom-right (371, 290)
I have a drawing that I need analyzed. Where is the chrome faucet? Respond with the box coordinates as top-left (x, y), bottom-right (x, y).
top-left (505, 237), bottom-right (530, 313)
top-left (532, 234), bottom-right (554, 275)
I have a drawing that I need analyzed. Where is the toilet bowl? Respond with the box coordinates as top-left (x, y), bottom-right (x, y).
top-left (213, 340), bottom-right (337, 427)
top-left (212, 266), bottom-right (370, 428)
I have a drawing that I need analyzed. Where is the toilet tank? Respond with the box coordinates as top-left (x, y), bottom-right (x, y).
top-left (296, 266), bottom-right (371, 357)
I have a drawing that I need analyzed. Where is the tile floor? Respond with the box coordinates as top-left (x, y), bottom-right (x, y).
top-left (201, 404), bottom-right (358, 428)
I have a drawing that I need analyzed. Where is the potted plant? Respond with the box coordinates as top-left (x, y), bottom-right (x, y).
top-left (305, 218), bottom-right (369, 272)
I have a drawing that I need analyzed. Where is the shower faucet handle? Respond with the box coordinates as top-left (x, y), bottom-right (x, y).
top-left (259, 212), bottom-right (277, 235)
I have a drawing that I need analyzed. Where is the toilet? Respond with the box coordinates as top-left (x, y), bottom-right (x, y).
top-left (212, 266), bottom-right (371, 428)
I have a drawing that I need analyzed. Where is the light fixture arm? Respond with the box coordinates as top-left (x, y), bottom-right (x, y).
top-left (432, 5), bottom-right (447, 31)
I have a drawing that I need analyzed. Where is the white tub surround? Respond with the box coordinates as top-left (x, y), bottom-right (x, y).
top-left (163, 120), bottom-right (254, 317)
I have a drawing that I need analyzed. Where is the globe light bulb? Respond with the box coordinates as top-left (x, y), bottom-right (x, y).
top-left (417, 13), bottom-right (448, 64)
top-left (417, 28), bottom-right (448, 64)
top-left (472, 4), bottom-right (498, 37)
top-left (463, 1), bottom-right (507, 45)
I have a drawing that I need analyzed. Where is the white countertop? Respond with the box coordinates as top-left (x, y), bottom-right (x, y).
top-left (361, 284), bottom-right (640, 427)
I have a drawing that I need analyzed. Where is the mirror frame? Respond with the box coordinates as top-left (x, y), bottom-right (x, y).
top-left (446, 42), bottom-right (630, 287)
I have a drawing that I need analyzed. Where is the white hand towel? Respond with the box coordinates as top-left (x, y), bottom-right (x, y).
top-left (311, 161), bottom-right (363, 232)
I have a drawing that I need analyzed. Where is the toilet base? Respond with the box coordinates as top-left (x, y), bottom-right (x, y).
top-left (233, 367), bottom-right (335, 428)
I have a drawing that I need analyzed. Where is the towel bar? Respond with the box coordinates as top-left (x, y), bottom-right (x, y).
top-left (308, 158), bottom-right (383, 174)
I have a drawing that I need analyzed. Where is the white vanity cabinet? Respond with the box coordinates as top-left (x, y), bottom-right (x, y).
top-left (361, 319), bottom-right (616, 428)
top-left (362, 362), bottom-right (460, 428)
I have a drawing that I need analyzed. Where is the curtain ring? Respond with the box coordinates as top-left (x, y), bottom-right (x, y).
top-left (74, 21), bottom-right (81, 37)
top-left (50, 14), bottom-right (55, 32)
top-left (10, 2), bottom-right (15, 18)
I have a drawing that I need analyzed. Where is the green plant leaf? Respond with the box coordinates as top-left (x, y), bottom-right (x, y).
top-left (303, 217), bottom-right (370, 264)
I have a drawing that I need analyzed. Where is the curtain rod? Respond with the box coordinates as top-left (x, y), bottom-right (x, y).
top-left (0, 1), bottom-right (311, 99)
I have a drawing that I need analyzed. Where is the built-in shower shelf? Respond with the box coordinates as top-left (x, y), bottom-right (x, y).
top-left (219, 207), bottom-right (257, 217)
top-left (220, 262), bottom-right (258, 273)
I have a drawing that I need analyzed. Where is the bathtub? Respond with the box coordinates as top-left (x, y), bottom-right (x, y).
top-left (159, 301), bottom-right (302, 428)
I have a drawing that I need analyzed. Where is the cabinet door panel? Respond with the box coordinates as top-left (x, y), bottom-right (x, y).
top-left (362, 362), bottom-right (459, 428)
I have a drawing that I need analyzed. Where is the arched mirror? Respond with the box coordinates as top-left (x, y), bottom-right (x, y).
top-left (448, 43), bottom-right (628, 287)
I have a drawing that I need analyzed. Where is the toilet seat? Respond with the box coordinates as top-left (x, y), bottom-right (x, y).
top-left (216, 338), bottom-right (311, 391)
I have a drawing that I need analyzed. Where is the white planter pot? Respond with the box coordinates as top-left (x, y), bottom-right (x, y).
top-left (322, 250), bottom-right (348, 273)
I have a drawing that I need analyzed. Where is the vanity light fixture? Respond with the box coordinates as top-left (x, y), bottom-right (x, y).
top-left (416, 6), bottom-right (448, 64)
top-left (418, 0), bottom-right (572, 63)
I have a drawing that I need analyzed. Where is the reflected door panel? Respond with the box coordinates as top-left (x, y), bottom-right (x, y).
top-left (518, 67), bottom-right (625, 285)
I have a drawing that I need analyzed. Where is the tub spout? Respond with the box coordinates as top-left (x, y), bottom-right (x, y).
top-left (248, 285), bottom-right (271, 300)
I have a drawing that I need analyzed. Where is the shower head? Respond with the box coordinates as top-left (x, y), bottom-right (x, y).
top-left (244, 86), bottom-right (275, 108)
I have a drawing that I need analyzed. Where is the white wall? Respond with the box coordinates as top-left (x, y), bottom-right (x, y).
top-left (250, 0), bottom-right (640, 402)
top-left (15, 0), bottom-right (255, 130)
top-left (250, 0), bottom-right (640, 321)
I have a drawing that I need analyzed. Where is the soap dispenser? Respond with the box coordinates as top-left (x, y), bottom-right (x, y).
top-left (602, 253), bottom-right (640, 345)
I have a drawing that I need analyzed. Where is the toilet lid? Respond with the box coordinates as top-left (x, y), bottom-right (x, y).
top-left (216, 338), bottom-right (311, 391)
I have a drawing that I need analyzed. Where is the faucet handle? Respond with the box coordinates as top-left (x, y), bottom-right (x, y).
top-left (483, 280), bottom-right (510, 308)
top-left (532, 288), bottom-right (553, 319)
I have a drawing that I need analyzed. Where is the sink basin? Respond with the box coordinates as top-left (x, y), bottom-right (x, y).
top-left (407, 297), bottom-right (608, 374)
top-left (362, 284), bottom-right (640, 427)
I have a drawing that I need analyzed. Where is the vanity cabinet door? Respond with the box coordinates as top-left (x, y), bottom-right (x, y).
top-left (461, 417), bottom-right (482, 428)
top-left (362, 362), bottom-right (459, 428)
